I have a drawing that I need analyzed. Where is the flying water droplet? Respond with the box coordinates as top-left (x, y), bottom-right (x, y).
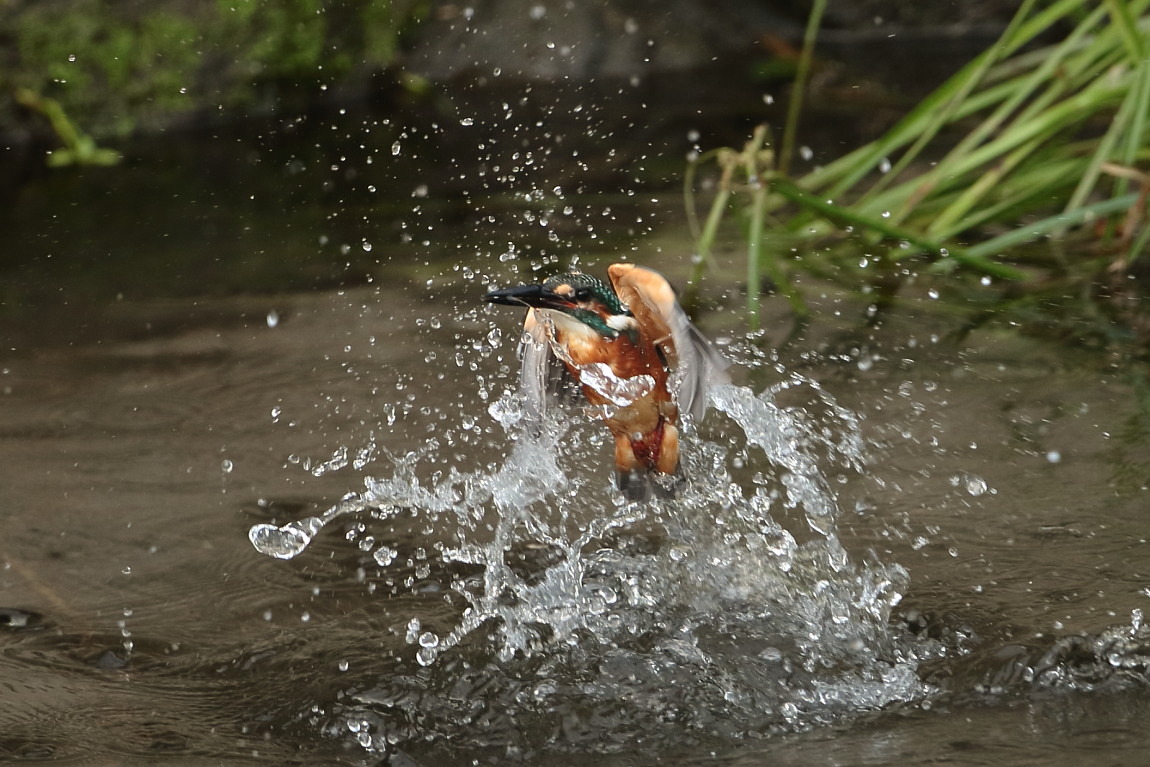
top-left (373, 545), bottom-right (397, 566)
top-left (964, 476), bottom-right (988, 496)
top-left (405, 617), bottom-right (421, 643)
top-left (248, 494), bottom-right (386, 560)
top-left (248, 517), bottom-right (324, 560)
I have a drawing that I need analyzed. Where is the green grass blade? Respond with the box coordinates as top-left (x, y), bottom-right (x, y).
top-left (864, 71), bottom-right (1127, 221)
top-left (834, 0), bottom-right (1093, 204)
top-left (940, 154), bottom-right (1087, 234)
top-left (802, 0), bottom-right (1124, 203)
top-left (770, 176), bottom-right (1027, 279)
top-left (1062, 67), bottom-right (1141, 217)
top-left (1104, 0), bottom-right (1147, 60)
top-left (963, 193), bottom-right (1140, 260)
top-left (1114, 57), bottom-right (1150, 205)
top-left (1125, 206), bottom-right (1150, 266)
top-left (906, 3), bottom-right (1113, 228)
top-left (779, 0), bottom-right (827, 178)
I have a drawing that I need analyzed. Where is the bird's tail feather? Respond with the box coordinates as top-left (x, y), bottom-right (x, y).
top-left (615, 464), bottom-right (685, 502)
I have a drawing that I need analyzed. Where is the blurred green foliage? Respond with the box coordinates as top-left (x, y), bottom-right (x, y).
top-left (4, 0), bottom-right (427, 164)
top-left (12, 0), bottom-right (201, 138)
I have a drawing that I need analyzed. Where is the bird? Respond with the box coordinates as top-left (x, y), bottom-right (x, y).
top-left (484, 263), bottom-right (728, 500)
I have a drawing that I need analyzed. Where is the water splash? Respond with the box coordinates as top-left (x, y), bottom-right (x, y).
top-left (250, 376), bottom-right (933, 757)
top-left (574, 361), bottom-right (655, 408)
top-left (249, 493), bottom-right (385, 559)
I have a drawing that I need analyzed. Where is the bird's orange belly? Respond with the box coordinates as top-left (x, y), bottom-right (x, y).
top-left (557, 330), bottom-right (671, 436)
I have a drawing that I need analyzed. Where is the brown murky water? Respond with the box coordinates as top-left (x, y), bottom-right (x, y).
top-left (4, 91), bottom-right (1150, 766)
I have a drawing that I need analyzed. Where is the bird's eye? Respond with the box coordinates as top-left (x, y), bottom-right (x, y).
top-left (574, 288), bottom-right (592, 302)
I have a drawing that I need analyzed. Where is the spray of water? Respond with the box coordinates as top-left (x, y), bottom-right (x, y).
top-left (249, 367), bottom-right (933, 757)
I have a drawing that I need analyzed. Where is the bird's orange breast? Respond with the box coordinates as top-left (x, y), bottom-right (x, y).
top-left (552, 323), bottom-right (674, 430)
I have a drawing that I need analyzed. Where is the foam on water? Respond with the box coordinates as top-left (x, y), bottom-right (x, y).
top-left (250, 371), bottom-right (936, 757)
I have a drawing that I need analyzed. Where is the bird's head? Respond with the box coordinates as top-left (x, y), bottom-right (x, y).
top-left (485, 271), bottom-right (636, 338)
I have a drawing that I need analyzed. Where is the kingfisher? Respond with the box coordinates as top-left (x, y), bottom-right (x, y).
top-left (484, 263), bottom-right (728, 499)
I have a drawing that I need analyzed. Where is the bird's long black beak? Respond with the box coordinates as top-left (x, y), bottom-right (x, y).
top-left (484, 283), bottom-right (570, 310)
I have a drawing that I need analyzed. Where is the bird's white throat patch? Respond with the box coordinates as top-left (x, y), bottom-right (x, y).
top-left (606, 314), bottom-right (639, 332)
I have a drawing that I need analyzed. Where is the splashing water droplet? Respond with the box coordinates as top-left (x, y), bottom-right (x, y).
top-left (405, 617), bottom-right (421, 643)
top-left (248, 494), bottom-right (387, 560)
top-left (964, 476), bottom-right (988, 496)
top-left (248, 517), bottom-right (324, 560)
top-left (576, 363), bottom-right (654, 407)
top-left (373, 545), bottom-right (397, 566)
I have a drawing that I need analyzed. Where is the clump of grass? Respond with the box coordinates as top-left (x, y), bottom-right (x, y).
top-left (686, 0), bottom-right (1150, 326)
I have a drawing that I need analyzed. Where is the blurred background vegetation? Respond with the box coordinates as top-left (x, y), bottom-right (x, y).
top-left (0, 0), bottom-right (1026, 172)
top-left (671, 0), bottom-right (1150, 351)
top-left (686, 0), bottom-right (1150, 336)
top-left (4, 0), bottom-right (1146, 348)
top-left (1, 0), bottom-right (427, 166)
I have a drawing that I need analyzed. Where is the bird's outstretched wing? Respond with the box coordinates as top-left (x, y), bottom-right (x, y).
top-left (608, 263), bottom-right (729, 423)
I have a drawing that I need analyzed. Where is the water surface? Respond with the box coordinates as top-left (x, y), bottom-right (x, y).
top-left (3, 96), bottom-right (1150, 766)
